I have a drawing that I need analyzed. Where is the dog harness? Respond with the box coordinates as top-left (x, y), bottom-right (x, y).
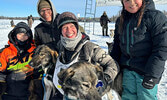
top-left (53, 53), bottom-right (79, 95)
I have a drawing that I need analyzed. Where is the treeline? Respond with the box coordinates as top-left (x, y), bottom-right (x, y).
top-left (78, 10), bottom-right (167, 22)
top-left (0, 16), bottom-right (40, 20)
top-left (78, 15), bottom-right (118, 22)
top-left (78, 14), bottom-right (119, 22)
top-left (0, 10), bottom-right (167, 22)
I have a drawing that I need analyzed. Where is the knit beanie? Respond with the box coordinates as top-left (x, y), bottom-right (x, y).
top-left (38, 0), bottom-right (51, 12)
top-left (57, 12), bottom-right (79, 32)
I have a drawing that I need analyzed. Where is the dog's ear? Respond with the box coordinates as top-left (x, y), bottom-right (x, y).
top-left (52, 51), bottom-right (58, 64)
top-left (45, 46), bottom-right (58, 64)
top-left (106, 42), bottom-right (109, 46)
top-left (58, 68), bottom-right (75, 85)
top-left (57, 68), bottom-right (66, 85)
top-left (34, 45), bottom-right (45, 55)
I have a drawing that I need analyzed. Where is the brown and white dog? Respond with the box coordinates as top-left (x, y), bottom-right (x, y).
top-left (58, 61), bottom-right (121, 100)
top-left (28, 45), bottom-right (58, 100)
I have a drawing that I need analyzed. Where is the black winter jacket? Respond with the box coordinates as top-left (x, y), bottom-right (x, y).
top-left (100, 14), bottom-right (110, 27)
top-left (34, 18), bottom-right (60, 51)
top-left (110, 0), bottom-right (167, 82)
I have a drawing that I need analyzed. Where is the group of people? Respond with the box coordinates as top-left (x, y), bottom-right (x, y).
top-left (10, 15), bottom-right (34, 29)
top-left (0, 0), bottom-right (167, 100)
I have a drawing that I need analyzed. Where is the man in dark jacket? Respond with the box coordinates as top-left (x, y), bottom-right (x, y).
top-left (33, 0), bottom-right (60, 100)
top-left (34, 0), bottom-right (60, 51)
top-left (100, 11), bottom-right (111, 36)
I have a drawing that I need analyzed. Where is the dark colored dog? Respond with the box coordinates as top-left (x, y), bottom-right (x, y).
top-left (58, 61), bottom-right (121, 100)
top-left (29, 45), bottom-right (58, 100)
top-left (106, 42), bottom-right (114, 54)
top-left (106, 42), bottom-right (123, 96)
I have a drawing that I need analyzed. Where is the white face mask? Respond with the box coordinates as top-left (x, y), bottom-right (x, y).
top-left (61, 31), bottom-right (82, 51)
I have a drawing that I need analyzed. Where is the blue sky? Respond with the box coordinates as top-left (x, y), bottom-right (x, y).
top-left (0, 0), bottom-right (167, 18)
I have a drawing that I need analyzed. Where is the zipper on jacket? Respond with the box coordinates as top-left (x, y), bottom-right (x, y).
top-left (131, 30), bottom-right (134, 45)
top-left (126, 20), bottom-right (133, 66)
top-left (122, 32), bottom-right (125, 44)
top-left (51, 25), bottom-right (55, 41)
top-left (126, 22), bottom-right (130, 55)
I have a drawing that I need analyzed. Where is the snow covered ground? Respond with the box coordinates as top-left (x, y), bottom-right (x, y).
top-left (0, 19), bottom-right (166, 99)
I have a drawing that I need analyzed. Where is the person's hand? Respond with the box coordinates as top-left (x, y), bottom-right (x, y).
top-left (15, 65), bottom-right (34, 79)
top-left (15, 65), bottom-right (43, 80)
top-left (97, 73), bottom-right (112, 96)
top-left (142, 76), bottom-right (158, 89)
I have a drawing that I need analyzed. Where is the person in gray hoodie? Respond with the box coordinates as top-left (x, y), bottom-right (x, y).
top-left (34, 0), bottom-right (60, 51)
top-left (33, 0), bottom-right (60, 100)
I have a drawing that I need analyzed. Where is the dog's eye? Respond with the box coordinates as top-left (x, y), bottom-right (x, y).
top-left (39, 53), bottom-right (45, 57)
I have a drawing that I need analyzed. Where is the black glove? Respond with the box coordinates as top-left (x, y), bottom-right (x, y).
top-left (104, 73), bottom-right (112, 85)
top-left (97, 73), bottom-right (112, 95)
top-left (142, 76), bottom-right (158, 89)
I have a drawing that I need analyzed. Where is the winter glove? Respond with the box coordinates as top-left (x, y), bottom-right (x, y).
top-left (142, 76), bottom-right (159, 89)
top-left (97, 73), bottom-right (112, 96)
top-left (16, 65), bottom-right (43, 79)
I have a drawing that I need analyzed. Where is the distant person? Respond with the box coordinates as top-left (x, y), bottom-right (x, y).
top-left (110, 0), bottom-right (167, 100)
top-left (0, 22), bottom-right (37, 100)
top-left (100, 11), bottom-right (111, 36)
top-left (10, 20), bottom-right (15, 27)
top-left (27, 15), bottom-right (34, 28)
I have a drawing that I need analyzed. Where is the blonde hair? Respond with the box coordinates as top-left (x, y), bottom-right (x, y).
top-left (119, 0), bottom-right (145, 33)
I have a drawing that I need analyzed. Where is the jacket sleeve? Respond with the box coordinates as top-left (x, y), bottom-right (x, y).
top-left (0, 51), bottom-right (8, 72)
top-left (107, 16), bottom-right (111, 22)
top-left (145, 11), bottom-right (167, 79)
top-left (90, 43), bottom-right (119, 81)
top-left (34, 29), bottom-right (42, 46)
top-left (110, 18), bottom-right (121, 63)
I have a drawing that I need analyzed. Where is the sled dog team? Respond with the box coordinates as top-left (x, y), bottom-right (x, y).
top-left (1, 0), bottom-right (167, 100)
